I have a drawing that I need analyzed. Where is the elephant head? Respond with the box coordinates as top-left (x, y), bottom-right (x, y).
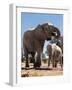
top-left (39, 23), bottom-right (61, 41)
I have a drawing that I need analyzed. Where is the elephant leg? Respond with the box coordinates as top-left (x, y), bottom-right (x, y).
top-left (48, 55), bottom-right (51, 67)
top-left (25, 53), bottom-right (29, 67)
top-left (51, 56), bottom-right (53, 67)
top-left (52, 55), bottom-right (55, 68)
top-left (31, 53), bottom-right (36, 68)
top-left (52, 60), bottom-right (55, 68)
top-left (53, 59), bottom-right (57, 68)
top-left (24, 47), bottom-right (29, 67)
top-left (35, 52), bottom-right (41, 67)
top-left (62, 56), bottom-right (63, 68)
top-left (55, 61), bottom-right (57, 68)
top-left (48, 59), bottom-right (50, 67)
top-left (52, 52), bottom-right (57, 68)
top-left (30, 57), bottom-right (33, 63)
top-left (60, 56), bottom-right (63, 68)
top-left (21, 52), bottom-right (24, 62)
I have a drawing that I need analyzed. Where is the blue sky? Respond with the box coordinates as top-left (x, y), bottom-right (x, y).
top-left (21, 12), bottom-right (63, 37)
top-left (21, 12), bottom-right (63, 53)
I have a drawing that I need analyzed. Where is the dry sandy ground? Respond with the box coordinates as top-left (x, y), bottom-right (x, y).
top-left (21, 62), bottom-right (63, 77)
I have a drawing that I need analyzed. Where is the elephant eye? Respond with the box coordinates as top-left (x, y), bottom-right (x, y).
top-left (51, 32), bottom-right (55, 36)
top-left (52, 32), bottom-right (57, 36)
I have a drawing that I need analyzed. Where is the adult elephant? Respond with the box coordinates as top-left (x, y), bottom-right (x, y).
top-left (23, 23), bottom-right (61, 68)
top-left (47, 36), bottom-right (63, 68)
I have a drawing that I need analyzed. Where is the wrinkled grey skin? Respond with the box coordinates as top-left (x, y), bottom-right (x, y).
top-left (23, 23), bottom-right (61, 68)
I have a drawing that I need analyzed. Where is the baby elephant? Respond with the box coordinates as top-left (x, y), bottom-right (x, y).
top-left (47, 43), bottom-right (63, 68)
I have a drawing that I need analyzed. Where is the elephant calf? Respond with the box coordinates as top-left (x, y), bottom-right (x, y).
top-left (47, 43), bottom-right (63, 68)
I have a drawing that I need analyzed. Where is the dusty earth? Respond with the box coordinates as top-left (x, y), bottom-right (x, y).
top-left (21, 61), bottom-right (63, 77)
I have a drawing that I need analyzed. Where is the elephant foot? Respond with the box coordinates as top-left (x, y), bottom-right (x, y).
top-left (30, 59), bottom-right (34, 63)
top-left (61, 65), bottom-right (63, 69)
top-left (55, 64), bottom-right (57, 68)
top-left (48, 64), bottom-right (50, 67)
top-left (36, 64), bottom-right (41, 68)
top-left (34, 63), bottom-right (38, 68)
top-left (34, 62), bottom-right (41, 68)
top-left (53, 65), bottom-right (55, 68)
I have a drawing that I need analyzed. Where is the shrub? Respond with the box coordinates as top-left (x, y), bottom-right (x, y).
top-left (42, 59), bottom-right (48, 64)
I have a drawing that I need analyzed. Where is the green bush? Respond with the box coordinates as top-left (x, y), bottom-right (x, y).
top-left (42, 59), bottom-right (48, 64)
